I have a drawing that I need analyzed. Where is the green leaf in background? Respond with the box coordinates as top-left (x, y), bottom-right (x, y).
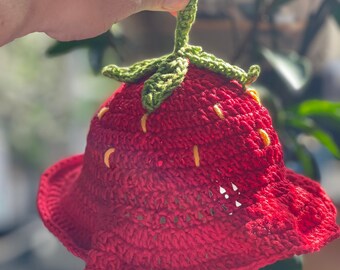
top-left (46, 29), bottom-right (125, 73)
top-left (287, 117), bottom-right (340, 159)
top-left (296, 100), bottom-right (340, 121)
top-left (260, 47), bottom-right (312, 93)
top-left (261, 256), bottom-right (302, 270)
top-left (47, 31), bottom-right (112, 56)
top-left (252, 83), bottom-right (283, 126)
top-left (294, 141), bottom-right (321, 180)
top-left (330, 0), bottom-right (340, 25)
top-left (47, 40), bottom-right (88, 56)
top-left (89, 45), bottom-right (106, 74)
top-left (279, 129), bottom-right (320, 180)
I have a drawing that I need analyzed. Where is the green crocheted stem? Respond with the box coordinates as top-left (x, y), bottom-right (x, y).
top-left (102, 0), bottom-right (261, 113)
top-left (174, 0), bottom-right (198, 52)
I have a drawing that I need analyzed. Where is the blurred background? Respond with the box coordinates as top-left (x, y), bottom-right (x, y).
top-left (0, 0), bottom-right (340, 269)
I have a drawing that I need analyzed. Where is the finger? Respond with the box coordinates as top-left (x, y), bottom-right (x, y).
top-left (141, 0), bottom-right (189, 12)
top-left (162, 0), bottom-right (189, 11)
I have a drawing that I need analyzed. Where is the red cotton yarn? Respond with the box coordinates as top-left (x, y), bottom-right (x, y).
top-left (37, 65), bottom-right (340, 270)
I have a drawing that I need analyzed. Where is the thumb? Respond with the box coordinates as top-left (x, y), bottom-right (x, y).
top-left (141, 0), bottom-right (190, 12)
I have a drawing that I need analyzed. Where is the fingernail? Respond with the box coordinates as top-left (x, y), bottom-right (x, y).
top-left (163, 0), bottom-right (187, 11)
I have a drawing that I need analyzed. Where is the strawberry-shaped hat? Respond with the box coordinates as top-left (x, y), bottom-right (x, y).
top-left (37, 1), bottom-right (340, 269)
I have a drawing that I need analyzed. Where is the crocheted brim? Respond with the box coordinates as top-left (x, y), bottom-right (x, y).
top-left (38, 154), bottom-right (340, 270)
top-left (37, 154), bottom-right (87, 260)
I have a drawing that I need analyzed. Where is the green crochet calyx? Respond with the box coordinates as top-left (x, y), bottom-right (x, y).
top-left (102, 0), bottom-right (260, 113)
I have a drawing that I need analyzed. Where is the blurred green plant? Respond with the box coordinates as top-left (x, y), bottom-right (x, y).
top-left (261, 256), bottom-right (303, 270)
top-left (260, 48), bottom-right (312, 92)
top-left (46, 26), bottom-right (126, 73)
top-left (332, 0), bottom-right (340, 24)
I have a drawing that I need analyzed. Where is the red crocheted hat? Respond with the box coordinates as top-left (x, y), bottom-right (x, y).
top-left (38, 1), bottom-right (340, 269)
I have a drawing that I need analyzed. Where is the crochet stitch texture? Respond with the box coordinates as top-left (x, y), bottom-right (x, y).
top-left (37, 0), bottom-right (340, 269)
top-left (38, 65), bottom-right (340, 270)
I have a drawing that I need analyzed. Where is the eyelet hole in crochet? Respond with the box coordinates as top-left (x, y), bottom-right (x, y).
top-left (218, 182), bottom-right (242, 215)
top-left (160, 217), bottom-right (167, 224)
top-left (231, 183), bottom-right (238, 191)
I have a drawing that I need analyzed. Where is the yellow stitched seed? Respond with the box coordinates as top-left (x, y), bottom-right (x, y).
top-left (246, 89), bottom-right (261, 104)
top-left (258, 129), bottom-right (271, 147)
top-left (97, 107), bottom-right (109, 120)
top-left (213, 104), bottom-right (225, 119)
top-left (141, 114), bottom-right (148, 133)
top-left (104, 148), bottom-right (116, 168)
top-left (193, 145), bottom-right (200, 167)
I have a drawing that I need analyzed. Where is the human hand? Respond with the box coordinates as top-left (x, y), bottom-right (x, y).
top-left (0, 0), bottom-right (189, 46)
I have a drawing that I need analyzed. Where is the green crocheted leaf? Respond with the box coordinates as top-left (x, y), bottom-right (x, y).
top-left (187, 49), bottom-right (260, 86)
top-left (174, 0), bottom-right (198, 51)
top-left (142, 57), bottom-right (189, 113)
top-left (102, 57), bottom-right (164, 83)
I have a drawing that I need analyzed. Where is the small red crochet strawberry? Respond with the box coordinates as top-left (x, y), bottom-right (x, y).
top-left (38, 1), bottom-right (340, 270)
